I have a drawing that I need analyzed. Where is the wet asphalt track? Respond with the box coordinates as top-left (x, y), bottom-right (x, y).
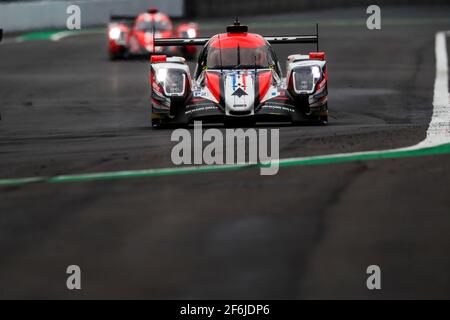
top-left (1, 7), bottom-right (450, 299)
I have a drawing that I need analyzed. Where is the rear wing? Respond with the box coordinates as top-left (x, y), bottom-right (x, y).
top-left (110, 15), bottom-right (137, 21)
top-left (154, 38), bottom-right (210, 47)
top-left (265, 23), bottom-right (319, 50)
top-left (154, 24), bottom-right (320, 51)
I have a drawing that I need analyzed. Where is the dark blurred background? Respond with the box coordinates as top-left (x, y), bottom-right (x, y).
top-left (0, 0), bottom-right (448, 17)
top-left (185, 0), bottom-right (448, 17)
top-left (1, 0), bottom-right (448, 34)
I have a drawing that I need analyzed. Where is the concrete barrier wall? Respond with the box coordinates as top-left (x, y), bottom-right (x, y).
top-left (0, 0), bottom-right (184, 33)
top-left (186, 0), bottom-right (449, 17)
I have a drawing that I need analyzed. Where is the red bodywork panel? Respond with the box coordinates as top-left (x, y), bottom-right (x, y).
top-left (151, 55), bottom-right (167, 63)
top-left (108, 11), bottom-right (198, 56)
top-left (131, 29), bottom-right (172, 52)
top-left (209, 32), bottom-right (267, 49)
top-left (108, 24), bottom-right (130, 54)
top-left (205, 72), bottom-right (221, 102)
top-left (258, 71), bottom-right (272, 99)
top-left (309, 52), bottom-right (326, 61)
top-left (129, 12), bottom-right (172, 53)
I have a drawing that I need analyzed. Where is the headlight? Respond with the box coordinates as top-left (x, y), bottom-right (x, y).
top-left (155, 68), bottom-right (186, 96)
top-left (109, 28), bottom-right (121, 40)
top-left (311, 66), bottom-right (321, 81)
top-left (186, 28), bottom-right (197, 38)
top-left (293, 65), bottom-right (322, 93)
top-left (156, 68), bottom-right (168, 83)
top-left (164, 71), bottom-right (186, 96)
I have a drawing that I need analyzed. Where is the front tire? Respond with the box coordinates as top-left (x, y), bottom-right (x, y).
top-left (151, 117), bottom-right (165, 129)
top-left (109, 51), bottom-right (123, 61)
top-left (109, 47), bottom-right (127, 61)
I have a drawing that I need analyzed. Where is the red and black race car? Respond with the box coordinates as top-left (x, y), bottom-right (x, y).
top-left (107, 8), bottom-right (198, 60)
top-left (149, 20), bottom-right (328, 127)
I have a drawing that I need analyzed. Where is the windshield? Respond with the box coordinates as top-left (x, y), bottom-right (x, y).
top-left (206, 45), bottom-right (275, 69)
top-left (135, 20), bottom-right (171, 32)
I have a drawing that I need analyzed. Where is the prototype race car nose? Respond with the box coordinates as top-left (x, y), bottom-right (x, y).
top-left (224, 71), bottom-right (256, 116)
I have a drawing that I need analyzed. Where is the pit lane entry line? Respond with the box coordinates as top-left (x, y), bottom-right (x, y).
top-left (0, 31), bottom-right (449, 187)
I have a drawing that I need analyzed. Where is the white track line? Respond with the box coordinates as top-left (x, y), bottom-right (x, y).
top-left (413, 31), bottom-right (450, 148)
top-left (50, 31), bottom-right (74, 42)
top-left (280, 30), bottom-right (450, 164)
top-left (50, 30), bottom-right (103, 41)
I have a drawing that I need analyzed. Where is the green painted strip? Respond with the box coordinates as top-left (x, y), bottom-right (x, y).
top-left (16, 28), bottom-right (104, 42)
top-left (16, 30), bottom-right (59, 42)
top-left (47, 163), bottom-right (252, 184)
top-left (0, 177), bottom-right (46, 187)
top-left (279, 143), bottom-right (450, 168)
top-left (1, 143), bottom-right (450, 187)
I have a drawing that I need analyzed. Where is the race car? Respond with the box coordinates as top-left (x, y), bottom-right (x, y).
top-left (149, 19), bottom-right (328, 127)
top-left (107, 8), bottom-right (199, 60)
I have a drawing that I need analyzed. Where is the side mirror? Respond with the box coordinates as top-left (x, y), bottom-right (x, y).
top-left (0, 29), bottom-right (3, 43)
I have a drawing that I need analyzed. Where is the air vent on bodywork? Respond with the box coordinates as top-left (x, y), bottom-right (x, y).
top-left (229, 110), bottom-right (252, 116)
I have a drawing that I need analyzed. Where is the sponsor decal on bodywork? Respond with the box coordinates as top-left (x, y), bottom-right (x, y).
top-left (185, 104), bottom-right (220, 115)
top-left (261, 103), bottom-right (296, 113)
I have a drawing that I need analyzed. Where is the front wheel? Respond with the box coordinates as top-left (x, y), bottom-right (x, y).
top-left (109, 51), bottom-right (123, 61)
top-left (151, 117), bottom-right (165, 129)
top-left (109, 47), bottom-right (127, 61)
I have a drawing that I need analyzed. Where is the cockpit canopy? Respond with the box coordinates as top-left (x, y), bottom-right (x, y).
top-left (135, 13), bottom-right (172, 32)
top-left (207, 45), bottom-right (277, 69)
top-left (196, 33), bottom-right (281, 76)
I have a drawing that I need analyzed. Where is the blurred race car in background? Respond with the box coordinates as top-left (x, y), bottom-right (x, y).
top-left (149, 20), bottom-right (328, 127)
top-left (107, 8), bottom-right (199, 60)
